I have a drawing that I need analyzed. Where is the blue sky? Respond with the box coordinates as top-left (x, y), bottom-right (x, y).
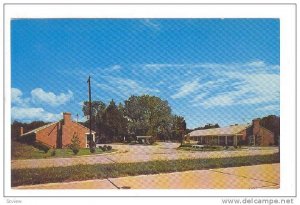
top-left (11, 19), bottom-right (280, 128)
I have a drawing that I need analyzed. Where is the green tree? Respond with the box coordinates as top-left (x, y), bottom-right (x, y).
top-left (194, 123), bottom-right (220, 130)
top-left (70, 132), bottom-right (81, 155)
top-left (171, 115), bottom-right (186, 144)
top-left (117, 103), bottom-right (129, 138)
top-left (260, 115), bottom-right (280, 146)
top-left (124, 95), bottom-right (148, 136)
top-left (82, 101), bottom-right (106, 142)
top-left (11, 120), bottom-right (49, 140)
top-left (124, 95), bottom-right (172, 137)
top-left (103, 100), bottom-right (128, 142)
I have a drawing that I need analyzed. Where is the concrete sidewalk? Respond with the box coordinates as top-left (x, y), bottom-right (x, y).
top-left (15, 163), bottom-right (279, 189)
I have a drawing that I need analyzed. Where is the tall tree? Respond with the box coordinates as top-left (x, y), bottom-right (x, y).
top-left (11, 120), bottom-right (49, 140)
top-left (124, 95), bottom-right (147, 136)
top-left (171, 115), bottom-right (186, 143)
top-left (103, 100), bottom-right (128, 142)
top-left (124, 95), bottom-right (172, 137)
top-left (117, 103), bottom-right (128, 137)
top-left (82, 101), bottom-right (106, 142)
top-left (194, 123), bottom-right (220, 131)
top-left (260, 115), bottom-right (280, 145)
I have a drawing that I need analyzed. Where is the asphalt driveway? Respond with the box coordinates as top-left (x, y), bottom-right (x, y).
top-left (11, 142), bottom-right (279, 169)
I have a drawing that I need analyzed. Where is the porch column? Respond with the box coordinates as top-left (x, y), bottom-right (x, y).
top-left (217, 136), bottom-right (220, 145)
top-left (225, 136), bottom-right (228, 146)
top-left (234, 135), bottom-right (237, 146)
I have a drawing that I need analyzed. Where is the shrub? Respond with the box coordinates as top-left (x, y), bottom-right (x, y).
top-left (18, 133), bottom-right (35, 144)
top-left (107, 145), bottom-right (112, 151)
top-left (70, 132), bottom-right (81, 155)
top-left (33, 142), bottom-right (50, 153)
top-left (148, 137), bottom-right (155, 145)
top-left (90, 147), bottom-right (96, 153)
top-left (98, 146), bottom-right (103, 150)
top-left (126, 136), bottom-right (135, 143)
top-left (90, 140), bottom-right (96, 148)
top-left (179, 143), bottom-right (192, 148)
top-left (51, 149), bottom-right (56, 156)
top-left (102, 145), bottom-right (107, 151)
top-left (238, 140), bottom-right (247, 146)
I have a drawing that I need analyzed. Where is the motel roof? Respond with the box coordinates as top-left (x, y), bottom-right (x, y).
top-left (189, 124), bottom-right (250, 137)
top-left (21, 122), bottom-right (58, 136)
top-left (22, 121), bottom-right (96, 136)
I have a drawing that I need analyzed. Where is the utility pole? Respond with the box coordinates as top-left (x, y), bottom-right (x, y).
top-left (87, 76), bottom-right (94, 151)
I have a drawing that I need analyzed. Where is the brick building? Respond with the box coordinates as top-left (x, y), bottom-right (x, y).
top-left (19, 112), bottom-right (95, 148)
top-left (187, 118), bottom-right (274, 146)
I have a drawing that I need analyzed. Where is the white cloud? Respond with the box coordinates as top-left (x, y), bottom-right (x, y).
top-left (141, 61), bottom-right (279, 109)
top-left (11, 88), bottom-right (30, 106)
top-left (246, 60), bottom-right (266, 67)
top-left (201, 95), bottom-right (235, 108)
top-left (171, 80), bottom-right (200, 99)
top-left (100, 65), bottom-right (122, 72)
top-left (97, 77), bottom-right (159, 99)
top-left (31, 88), bottom-right (73, 106)
top-left (191, 93), bottom-right (207, 102)
top-left (185, 61), bottom-right (279, 109)
top-left (11, 88), bottom-right (73, 122)
top-left (225, 72), bottom-right (279, 105)
top-left (256, 104), bottom-right (279, 112)
top-left (11, 88), bottom-right (23, 104)
top-left (142, 61), bottom-right (279, 75)
top-left (11, 107), bottom-right (61, 122)
top-left (198, 61), bottom-right (279, 75)
top-left (110, 65), bottom-right (122, 71)
top-left (141, 19), bottom-right (160, 29)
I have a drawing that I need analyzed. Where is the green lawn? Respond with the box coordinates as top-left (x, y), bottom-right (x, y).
top-left (11, 153), bottom-right (279, 187)
top-left (11, 141), bottom-right (115, 160)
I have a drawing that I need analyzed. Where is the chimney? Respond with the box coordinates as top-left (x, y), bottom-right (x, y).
top-left (19, 127), bottom-right (24, 136)
top-left (252, 118), bottom-right (261, 135)
top-left (63, 112), bottom-right (72, 125)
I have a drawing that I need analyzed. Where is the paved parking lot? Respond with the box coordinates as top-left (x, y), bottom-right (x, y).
top-left (15, 163), bottom-right (280, 189)
top-left (11, 142), bottom-right (279, 169)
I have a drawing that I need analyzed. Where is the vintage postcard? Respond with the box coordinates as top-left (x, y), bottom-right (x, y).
top-left (2, 2), bottom-right (297, 202)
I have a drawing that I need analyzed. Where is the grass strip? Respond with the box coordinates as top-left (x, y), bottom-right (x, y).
top-left (12, 153), bottom-right (279, 187)
top-left (12, 141), bottom-right (115, 160)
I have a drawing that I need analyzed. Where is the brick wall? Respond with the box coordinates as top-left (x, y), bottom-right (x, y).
top-left (252, 118), bottom-right (261, 136)
top-left (61, 121), bottom-right (89, 148)
top-left (252, 118), bottom-right (275, 146)
top-left (35, 113), bottom-right (91, 148)
top-left (35, 123), bottom-right (59, 148)
top-left (258, 128), bottom-right (275, 146)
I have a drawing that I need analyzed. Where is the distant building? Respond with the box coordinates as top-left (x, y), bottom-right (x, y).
top-left (19, 112), bottom-right (96, 148)
top-left (187, 118), bottom-right (274, 146)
